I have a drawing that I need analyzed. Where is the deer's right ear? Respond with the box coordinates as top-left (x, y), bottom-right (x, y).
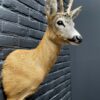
top-left (45, 0), bottom-right (57, 18)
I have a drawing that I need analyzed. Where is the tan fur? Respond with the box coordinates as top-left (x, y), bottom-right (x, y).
top-left (2, 28), bottom-right (62, 100)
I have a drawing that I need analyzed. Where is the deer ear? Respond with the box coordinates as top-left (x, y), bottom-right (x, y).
top-left (45, 0), bottom-right (57, 18)
top-left (71, 6), bottom-right (82, 19)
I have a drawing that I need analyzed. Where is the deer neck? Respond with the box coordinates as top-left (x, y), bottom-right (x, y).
top-left (35, 28), bottom-right (61, 73)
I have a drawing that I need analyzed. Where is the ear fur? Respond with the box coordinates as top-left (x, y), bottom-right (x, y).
top-left (71, 6), bottom-right (82, 19)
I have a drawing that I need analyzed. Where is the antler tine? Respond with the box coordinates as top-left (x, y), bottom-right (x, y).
top-left (67, 0), bottom-right (74, 15)
top-left (59, 0), bottom-right (64, 12)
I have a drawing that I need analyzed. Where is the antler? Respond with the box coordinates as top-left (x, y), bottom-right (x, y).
top-left (67, 0), bottom-right (74, 15)
top-left (59, 0), bottom-right (64, 12)
top-left (45, 0), bottom-right (82, 19)
top-left (45, 0), bottom-right (57, 17)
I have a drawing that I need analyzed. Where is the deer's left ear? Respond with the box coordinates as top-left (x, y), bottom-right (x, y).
top-left (71, 6), bottom-right (82, 19)
top-left (45, 0), bottom-right (57, 18)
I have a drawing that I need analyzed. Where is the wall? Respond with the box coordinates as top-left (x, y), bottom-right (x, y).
top-left (0, 0), bottom-right (72, 100)
top-left (71, 0), bottom-right (100, 100)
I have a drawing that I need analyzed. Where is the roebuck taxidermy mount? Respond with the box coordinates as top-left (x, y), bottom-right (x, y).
top-left (2, 0), bottom-right (83, 100)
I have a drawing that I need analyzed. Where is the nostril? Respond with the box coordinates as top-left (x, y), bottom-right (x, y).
top-left (74, 36), bottom-right (83, 43)
top-left (76, 36), bottom-right (83, 43)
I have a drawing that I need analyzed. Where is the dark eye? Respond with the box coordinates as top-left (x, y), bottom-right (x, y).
top-left (57, 20), bottom-right (65, 27)
top-left (57, 20), bottom-right (64, 25)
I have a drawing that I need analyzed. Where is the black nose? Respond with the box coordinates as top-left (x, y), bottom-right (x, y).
top-left (73, 36), bottom-right (83, 43)
top-left (68, 36), bottom-right (83, 44)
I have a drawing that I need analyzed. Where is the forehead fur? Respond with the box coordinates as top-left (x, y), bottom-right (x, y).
top-left (48, 12), bottom-right (72, 23)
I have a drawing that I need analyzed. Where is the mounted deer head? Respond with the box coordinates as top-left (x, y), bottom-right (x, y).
top-left (45, 0), bottom-right (83, 45)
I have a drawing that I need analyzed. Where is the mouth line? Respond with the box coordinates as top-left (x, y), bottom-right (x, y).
top-left (68, 38), bottom-right (75, 42)
top-left (63, 39), bottom-right (80, 45)
top-left (67, 38), bottom-right (80, 44)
